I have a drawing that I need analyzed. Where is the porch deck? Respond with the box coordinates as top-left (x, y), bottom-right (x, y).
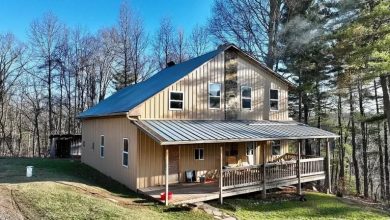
top-left (138, 162), bottom-right (325, 205)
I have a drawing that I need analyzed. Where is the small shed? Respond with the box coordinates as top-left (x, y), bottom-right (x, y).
top-left (49, 134), bottom-right (82, 158)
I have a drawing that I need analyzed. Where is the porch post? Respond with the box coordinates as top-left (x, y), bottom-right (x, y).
top-left (165, 146), bottom-right (169, 206)
top-left (219, 145), bottom-right (223, 204)
top-left (262, 142), bottom-right (266, 199)
top-left (326, 138), bottom-right (332, 194)
top-left (297, 140), bottom-right (302, 195)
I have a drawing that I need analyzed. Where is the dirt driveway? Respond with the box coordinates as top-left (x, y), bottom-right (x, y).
top-left (0, 185), bottom-right (24, 220)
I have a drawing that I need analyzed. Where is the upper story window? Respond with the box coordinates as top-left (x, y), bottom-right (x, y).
top-left (270, 89), bottom-right (279, 111)
top-left (100, 135), bottom-right (104, 158)
top-left (122, 138), bottom-right (129, 167)
top-left (209, 83), bottom-right (221, 109)
top-left (271, 140), bottom-right (281, 156)
top-left (241, 86), bottom-right (252, 110)
top-left (169, 91), bottom-right (184, 111)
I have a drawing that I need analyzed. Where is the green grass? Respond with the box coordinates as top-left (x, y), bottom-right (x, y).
top-left (0, 158), bottom-right (212, 220)
top-left (212, 192), bottom-right (390, 220)
top-left (2, 158), bottom-right (389, 220)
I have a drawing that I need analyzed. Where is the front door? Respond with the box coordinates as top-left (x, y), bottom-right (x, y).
top-left (168, 146), bottom-right (179, 183)
top-left (246, 142), bottom-right (255, 165)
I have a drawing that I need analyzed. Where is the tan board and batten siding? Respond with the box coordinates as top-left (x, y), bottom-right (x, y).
top-left (81, 117), bottom-right (138, 191)
top-left (82, 50), bottom-right (292, 190)
top-left (137, 130), bottom-right (289, 188)
top-left (131, 52), bottom-right (289, 120)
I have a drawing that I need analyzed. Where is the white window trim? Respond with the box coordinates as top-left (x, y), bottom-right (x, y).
top-left (208, 82), bottom-right (222, 110)
top-left (271, 140), bottom-right (281, 156)
top-left (194, 148), bottom-right (204, 160)
top-left (246, 142), bottom-right (254, 156)
top-left (122, 138), bottom-right (129, 168)
top-left (169, 91), bottom-right (184, 111)
top-left (241, 86), bottom-right (252, 110)
top-left (269, 89), bottom-right (280, 112)
top-left (100, 135), bottom-right (104, 158)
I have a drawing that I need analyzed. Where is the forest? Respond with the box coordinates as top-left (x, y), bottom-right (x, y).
top-left (0, 0), bottom-right (389, 203)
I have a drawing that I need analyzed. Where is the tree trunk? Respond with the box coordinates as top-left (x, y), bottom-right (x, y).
top-left (374, 80), bottom-right (385, 199)
top-left (338, 93), bottom-right (345, 196)
top-left (358, 81), bottom-right (369, 198)
top-left (265, 0), bottom-right (281, 69)
top-left (384, 122), bottom-right (390, 200)
top-left (350, 87), bottom-right (361, 195)
top-left (380, 75), bottom-right (390, 140)
top-left (303, 93), bottom-right (311, 155)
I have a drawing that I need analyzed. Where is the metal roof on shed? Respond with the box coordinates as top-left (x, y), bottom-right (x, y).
top-left (133, 120), bottom-right (339, 145)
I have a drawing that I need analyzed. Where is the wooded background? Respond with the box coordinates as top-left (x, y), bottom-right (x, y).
top-left (1, 0), bottom-right (389, 202)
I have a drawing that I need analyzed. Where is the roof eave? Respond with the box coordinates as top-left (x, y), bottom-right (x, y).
top-left (224, 44), bottom-right (296, 89)
top-left (77, 112), bottom-right (128, 120)
top-left (159, 135), bottom-right (339, 146)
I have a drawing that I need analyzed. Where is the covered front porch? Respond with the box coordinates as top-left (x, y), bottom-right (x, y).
top-left (139, 154), bottom-right (326, 204)
top-left (133, 120), bottom-right (338, 205)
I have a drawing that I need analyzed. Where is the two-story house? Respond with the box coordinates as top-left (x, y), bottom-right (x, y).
top-left (79, 44), bottom-right (338, 205)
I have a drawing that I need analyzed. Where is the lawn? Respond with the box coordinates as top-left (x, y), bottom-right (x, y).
top-left (213, 192), bottom-right (390, 220)
top-left (0, 158), bottom-right (212, 220)
top-left (1, 158), bottom-right (389, 220)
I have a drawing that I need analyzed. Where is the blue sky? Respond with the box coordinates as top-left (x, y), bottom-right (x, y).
top-left (0, 0), bottom-right (214, 41)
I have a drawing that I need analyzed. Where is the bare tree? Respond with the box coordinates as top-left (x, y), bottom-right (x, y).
top-left (113, 2), bottom-right (150, 90)
top-left (174, 29), bottom-right (188, 63)
top-left (128, 14), bottom-right (150, 83)
top-left (189, 24), bottom-right (210, 57)
top-left (208, 0), bottom-right (284, 69)
top-left (0, 33), bottom-right (26, 156)
top-left (29, 12), bottom-right (64, 140)
top-left (153, 17), bottom-right (175, 70)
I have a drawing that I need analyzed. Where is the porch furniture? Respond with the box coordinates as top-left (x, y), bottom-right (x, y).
top-left (185, 170), bottom-right (196, 182)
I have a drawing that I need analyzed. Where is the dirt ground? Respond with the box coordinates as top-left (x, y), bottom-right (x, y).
top-left (0, 186), bottom-right (24, 220)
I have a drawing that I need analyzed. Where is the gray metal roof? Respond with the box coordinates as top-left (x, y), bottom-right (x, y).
top-left (133, 120), bottom-right (339, 145)
top-left (78, 44), bottom-right (295, 119)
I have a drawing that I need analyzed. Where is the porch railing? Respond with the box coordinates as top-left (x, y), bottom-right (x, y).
top-left (222, 157), bottom-right (324, 190)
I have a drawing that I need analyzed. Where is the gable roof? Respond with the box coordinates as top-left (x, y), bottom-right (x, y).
top-left (79, 45), bottom-right (294, 119)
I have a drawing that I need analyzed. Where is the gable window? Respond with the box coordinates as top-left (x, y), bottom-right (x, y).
top-left (195, 148), bottom-right (204, 160)
top-left (122, 138), bottom-right (129, 167)
top-left (169, 91), bottom-right (184, 110)
top-left (241, 86), bottom-right (252, 110)
top-left (100, 135), bottom-right (104, 158)
top-left (209, 83), bottom-right (221, 109)
top-left (246, 142), bottom-right (254, 156)
top-left (270, 89), bottom-right (279, 111)
top-left (271, 140), bottom-right (281, 156)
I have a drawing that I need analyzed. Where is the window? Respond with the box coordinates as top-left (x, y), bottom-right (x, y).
top-left (100, 135), bottom-right (104, 158)
top-left (270, 89), bottom-right (279, 111)
top-left (122, 138), bottom-right (129, 167)
top-left (195, 148), bottom-right (204, 160)
top-left (209, 83), bottom-right (221, 109)
top-left (169, 91), bottom-right (184, 110)
top-left (246, 142), bottom-right (254, 156)
top-left (225, 143), bottom-right (238, 157)
top-left (241, 86), bottom-right (252, 110)
top-left (271, 140), bottom-right (281, 156)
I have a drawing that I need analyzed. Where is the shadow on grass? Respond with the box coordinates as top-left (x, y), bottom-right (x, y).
top-left (212, 193), bottom-right (390, 219)
top-left (0, 158), bottom-right (139, 200)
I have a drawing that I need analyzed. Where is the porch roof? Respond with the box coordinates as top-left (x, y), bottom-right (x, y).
top-left (133, 120), bottom-right (338, 145)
